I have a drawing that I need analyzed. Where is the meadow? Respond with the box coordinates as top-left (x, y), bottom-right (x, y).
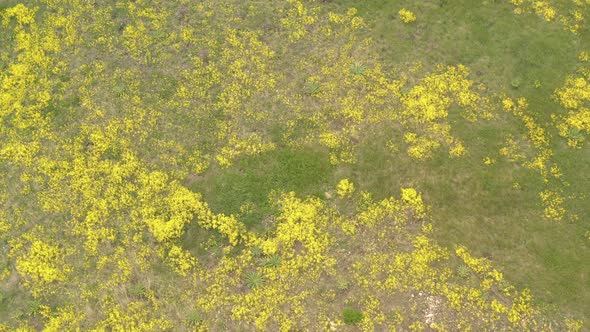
top-left (0, 0), bottom-right (589, 330)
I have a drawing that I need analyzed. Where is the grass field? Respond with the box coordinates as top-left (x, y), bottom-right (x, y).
top-left (1, 0), bottom-right (589, 330)
top-left (325, 0), bottom-right (590, 324)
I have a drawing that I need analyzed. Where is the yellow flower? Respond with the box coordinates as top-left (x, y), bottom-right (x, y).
top-left (16, 240), bottom-right (69, 289)
top-left (449, 142), bottom-right (466, 157)
top-left (336, 179), bottom-right (355, 198)
top-left (398, 9), bottom-right (416, 24)
top-left (167, 245), bottom-right (197, 276)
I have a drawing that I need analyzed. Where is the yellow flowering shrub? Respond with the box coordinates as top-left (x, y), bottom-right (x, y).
top-left (166, 245), bottom-right (198, 276)
top-left (456, 245), bottom-right (492, 274)
top-left (40, 306), bottom-right (83, 332)
top-left (399, 65), bottom-right (492, 159)
top-left (15, 240), bottom-right (69, 294)
top-left (2, 4), bottom-right (36, 26)
top-left (449, 142), bottom-right (466, 157)
top-left (399, 9), bottom-right (417, 23)
top-left (94, 301), bottom-right (173, 331)
top-left (400, 188), bottom-right (426, 217)
top-left (336, 178), bottom-right (355, 198)
top-left (554, 66), bottom-right (590, 147)
top-left (532, 1), bottom-right (557, 21)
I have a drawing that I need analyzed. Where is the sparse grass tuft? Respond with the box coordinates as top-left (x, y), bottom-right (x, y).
top-left (26, 299), bottom-right (41, 316)
top-left (244, 271), bottom-right (264, 289)
top-left (456, 264), bottom-right (471, 279)
top-left (566, 127), bottom-right (583, 142)
top-left (336, 277), bottom-right (350, 292)
top-left (349, 62), bottom-right (367, 76)
top-left (304, 81), bottom-right (322, 95)
top-left (511, 77), bottom-right (522, 89)
top-left (251, 246), bottom-right (264, 258)
top-left (185, 310), bottom-right (204, 327)
top-left (342, 307), bottom-right (364, 325)
top-left (128, 283), bottom-right (147, 300)
top-left (263, 254), bottom-right (281, 268)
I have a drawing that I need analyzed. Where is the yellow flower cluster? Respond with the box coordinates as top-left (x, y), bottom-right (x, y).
top-left (455, 246), bottom-right (492, 274)
top-left (193, 187), bottom-right (556, 330)
top-left (95, 300), bottom-right (172, 331)
top-left (40, 306), bottom-right (83, 332)
top-left (336, 178), bottom-right (355, 198)
top-left (401, 187), bottom-right (427, 218)
top-left (501, 97), bottom-right (570, 221)
top-left (166, 245), bottom-right (197, 276)
top-left (532, 1), bottom-right (557, 21)
top-left (539, 189), bottom-right (567, 221)
top-left (554, 66), bottom-right (590, 147)
top-left (400, 65), bottom-right (492, 159)
top-left (216, 134), bottom-right (276, 167)
top-left (456, 245), bottom-right (504, 290)
top-left (0, 0), bottom-right (580, 330)
top-left (2, 4), bottom-right (36, 26)
top-left (483, 156), bottom-right (496, 165)
top-left (399, 9), bottom-right (417, 23)
top-left (280, 0), bottom-right (319, 42)
top-left (508, 0), bottom-right (587, 33)
top-left (14, 240), bottom-right (69, 294)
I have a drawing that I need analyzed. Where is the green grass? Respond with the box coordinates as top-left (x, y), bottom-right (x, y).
top-left (187, 145), bottom-right (334, 229)
top-left (342, 307), bottom-right (364, 325)
top-left (0, 274), bottom-right (40, 328)
top-left (0, 1), bottom-right (20, 10)
top-left (1, 0), bottom-right (588, 328)
top-left (185, 310), bottom-right (204, 328)
top-left (327, 0), bottom-right (590, 324)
